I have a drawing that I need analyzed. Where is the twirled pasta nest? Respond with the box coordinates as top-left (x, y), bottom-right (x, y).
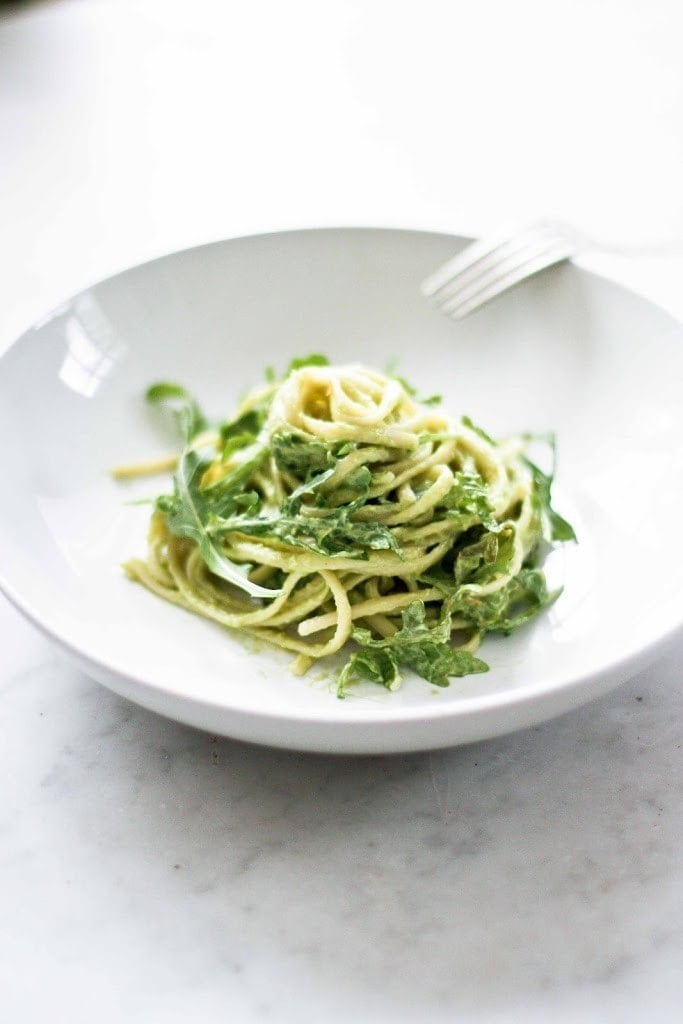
top-left (120, 358), bottom-right (574, 694)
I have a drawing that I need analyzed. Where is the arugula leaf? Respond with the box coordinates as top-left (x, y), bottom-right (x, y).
top-left (146, 382), bottom-right (209, 440)
top-left (438, 470), bottom-right (501, 532)
top-left (339, 600), bottom-right (488, 694)
top-left (523, 454), bottom-right (577, 542)
top-left (447, 568), bottom-right (560, 634)
top-left (157, 445), bottom-right (281, 599)
top-left (200, 460), bottom-right (400, 560)
top-left (219, 405), bottom-right (269, 452)
top-left (454, 526), bottom-right (515, 585)
top-left (337, 647), bottom-right (401, 695)
top-left (204, 440), bottom-right (270, 499)
top-left (461, 415), bottom-right (496, 444)
top-left (275, 465), bottom-right (401, 555)
top-left (272, 433), bottom-right (338, 478)
top-left (160, 423), bottom-right (398, 567)
top-left (454, 530), bottom-right (499, 584)
top-left (216, 504), bottom-right (401, 559)
top-left (271, 434), bottom-right (361, 487)
top-left (341, 465), bottom-right (372, 494)
top-left (282, 467), bottom-right (337, 510)
top-left (285, 354), bottom-right (330, 374)
top-left (222, 432), bottom-right (259, 460)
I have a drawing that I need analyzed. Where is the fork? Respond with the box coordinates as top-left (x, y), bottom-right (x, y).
top-left (421, 220), bottom-right (585, 319)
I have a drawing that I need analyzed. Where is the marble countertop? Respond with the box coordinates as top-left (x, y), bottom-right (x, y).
top-left (1, 2), bottom-right (682, 1020)
top-left (2, 589), bottom-right (682, 1023)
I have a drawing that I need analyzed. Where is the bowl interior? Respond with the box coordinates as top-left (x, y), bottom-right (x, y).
top-left (2, 228), bottom-right (683, 746)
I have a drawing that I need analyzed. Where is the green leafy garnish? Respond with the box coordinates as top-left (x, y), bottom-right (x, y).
top-left (158, 427), bottom-right (399, 578)
top-left (225, 512), bottom-right (401, 559)
top-left (213, 482), bottom-right (401, 559)
top-left (461, 415), bottom-right (496, 444)
top-left (147, 382), bottom-right (278, 598)
top-left (524, 454), bottom-right (577, 542)
top-left (447, 568), bottom-right (560, 634)
top-left (272, 433), bottom-right (340, 478)
top-left (285, 354), bottom-right (330, 374)
top-left (338, 600), bottom-right (488, 695)
top-left (222, 432), bottom-right (258, 460)
top-left (456, 525), bottom-right (515, 585)
top-left (438, 470), bottom-right (501, 532)
top-left (337, 647), bottom-right (402, 692)
top-left (157, 445), bottom-right (280, 598)
top-left (219, 405), bottom-right (270, 451)
top-left (146, 382), bottom-right (209, 440)
top-left (131, 358), bottom-right (576, 696)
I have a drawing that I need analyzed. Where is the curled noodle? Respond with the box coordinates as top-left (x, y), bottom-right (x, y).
top-left (123, 361), bottom-right (566, 693)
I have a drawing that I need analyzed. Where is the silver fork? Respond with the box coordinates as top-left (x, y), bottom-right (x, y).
top-left (421, 220), bottom-right (585, 319)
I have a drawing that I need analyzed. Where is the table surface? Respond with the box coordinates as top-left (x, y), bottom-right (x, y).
top-left (1, 2), bottom-right (682, 1021)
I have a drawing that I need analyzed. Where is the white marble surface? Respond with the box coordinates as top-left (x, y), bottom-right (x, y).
top-left (1, 2), bottom-right (682, 1020)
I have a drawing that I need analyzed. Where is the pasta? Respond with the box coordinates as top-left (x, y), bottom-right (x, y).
top-left (121, 357), bottom-right (574, 694)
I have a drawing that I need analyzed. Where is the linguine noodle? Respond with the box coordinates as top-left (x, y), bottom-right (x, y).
top-left (121, 359), bottom-right (572, 693)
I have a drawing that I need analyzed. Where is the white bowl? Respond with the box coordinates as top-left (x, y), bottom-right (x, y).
top-left (2, 227), bottom-right (683, 753)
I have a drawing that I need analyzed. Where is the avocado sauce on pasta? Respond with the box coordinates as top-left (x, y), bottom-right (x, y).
top-left (120, 356), bottom-right (574, 695)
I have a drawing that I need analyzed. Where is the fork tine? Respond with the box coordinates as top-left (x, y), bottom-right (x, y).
top-left (421, 224), bottom-right (528, 296)
top-left (439, 239), bottom-right (576, 319)
top-left (435, 230), bottom-right (575, 311)
top-left (429, 225), bottom-right (569, 307)
top-left (419, 219), bottom-right (557, 296)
